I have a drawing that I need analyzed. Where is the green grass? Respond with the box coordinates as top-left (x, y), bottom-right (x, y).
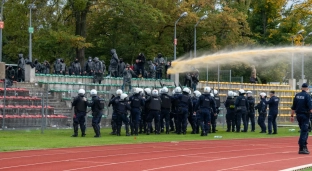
top-left (302, 168), bottom-right (312, 171)
top-left (0, 126), bottom-right (301, 152)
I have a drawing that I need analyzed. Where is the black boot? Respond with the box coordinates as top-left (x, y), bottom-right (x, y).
top-left (299, 146), bottom-right (310, 154)
top-left (71, 124), bottom-right (78, 137)
top-left (304, 145), bottom-right (310, 154)
top-left (125, 124), bottom-right (131, 136)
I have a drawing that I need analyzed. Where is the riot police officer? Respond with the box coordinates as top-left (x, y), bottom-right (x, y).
top-left (225, 91), bottom-right (236, 132)
top-left (129, 88), bottom-right (145, 136)
top-left (246, 91), bottom-right (256, 132)
top-left (71, 89), bottom-right (88, 137)
top-left (211, 89), bottom-right (220, 133)
top-left (145, 89), bottom-right (161, 135)
top-left (255, 92), bottom-right (267, 133)
top-left (195, 87), bottom-right (216, 136)
top-left (291, 83), bottom-right (312, 154)
top-left (116, 93), bottom-right (131, 136)
top-left (191, 90), bottom-right (201, 134)
top-left (160, 87), bottom-right (172, 134)
top-left (234, 89), bottom-right (249, 133)
top-left (108, 89), bottom-right (123, 135)
top-left (84, 56), bottom-right (94, 76)
top-left (87, 89), bottom-right (104, 137)
top-left (266, 91), bottom-right (279, 134)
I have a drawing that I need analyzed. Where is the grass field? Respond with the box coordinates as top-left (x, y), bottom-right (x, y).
top-left (0, 126), bottom-right (302, 152)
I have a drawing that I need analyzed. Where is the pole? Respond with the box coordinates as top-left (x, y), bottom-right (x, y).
top-left (291, 37), bottom-right (294, 79)
top-left (0, 0), bottom-right (4, 62)
top-left (2, 80), bottom-right (6, 129)
top-left (174, 21), bottom-right (177, 61)
top-left (194, 25), bottom-right (196, 58)
top-left (217, 63), bottom-right (220, 90)
top-left (41, 93), bottom-right (44, 134)
top-left (45, 84), bottom-right (48, 128)
top-left (206, 64), bottom-right (208, 83)
top-left (29, 6), bottom-right (32, 62)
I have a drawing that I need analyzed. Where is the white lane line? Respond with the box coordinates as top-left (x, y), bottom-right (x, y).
top-left (217, 156), bottom-right (312, 171)
top-left (65, 151), bottom-right (294, 171)
top-left (0, 145), bottom-right (292, 170)
top-left (279, 163), bottom-right (312, 171)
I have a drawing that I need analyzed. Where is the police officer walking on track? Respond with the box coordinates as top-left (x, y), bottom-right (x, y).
top-left (246, 91), bottom-right (256, 132)
top-left (291, 83), bottom-right (312, 154)
top-left (116, 93), bottom-right (131, 136)
top-left (71, 89), bottom-right (88, 137)
top-left (211, 89), bottom-right (220, 133)
top-left (195, 87), bottom-right (216, 136)
top-left (235, 89), bottom-right (249, 133)
top-left (225, 91), bottom-right (236, 132)
top-left (129, 88), bottom-right (145, 136)
top-left (145, 89), bottom-right (162, 135)
top-left (266, 91), bottom-right (279, 134)
top-left (86, 89), bottom-right (104, 138)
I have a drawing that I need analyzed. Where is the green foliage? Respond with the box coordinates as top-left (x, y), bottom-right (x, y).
top-left (2, 0), bottom-right (312, 82)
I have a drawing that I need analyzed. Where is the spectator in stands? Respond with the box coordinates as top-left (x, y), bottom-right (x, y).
top-left (17, 67), bottom-right (24, 82)
top-left (93, 57), bottom-right (103, 84)
top-left (34, 59), bottom-right (41, 73)
top-left (6, 65), bottom-right (15, 86)
top-left (60, 59), bottom-right (67, 75)
top-left (146, 60), bottom-right (155, 79)
top-left (84, 56), bottom-right (94, 76)
top-left (109, 49), bottom-right (119, 78)
top-left (17, 53), bottom-right (25, 81)
top-left (165, 61), bottom-right (171, 79)
top-left (136, 53), bottom-right (145, 78)
top-left (184, 72), bottom-right (192, 88)
top-left (118, 58), bottom-right (125, 77)
top-left (71, 58), bottom-right (81, 75)
top-left (133, 60), bottom-right (139, 78)
top-left (122, 64), bottom-right (137, 91)
top-left (154, 53), bottom-right (165, 79)
top-left (54, 59), bottom-right (62, 74)
top-left (42, 60), bottom-right (50, 74)
top-left (191, 70), bottom-right (199, 91)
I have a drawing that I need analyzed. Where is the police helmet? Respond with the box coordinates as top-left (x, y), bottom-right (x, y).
top-left (116, 89), bottom-right (123, 96)
top-left (213, 89), bottom-right (218, 95)
top-left (259, 92), bottom-right (266, 98)
top-left (238, 89), bottom-right (245, 94)
top-left (194, 90), bottom-right (201, 98)
top-left (172, 90), bottom-right (175, 95)
top-left (144, 88), bottom-right (151, 95)
top-left (175, 87), bottom-right (182, 93)
top-left (90, 89), bottom-right (97, 96)
top-left (246, 91), bottom-right (252, 97)
top-left (162, 87), bottom-right (169, 94)
top-left (134, 88), bottom-right (140, 94)
top-left (228, 91), bottom-right (234, 97)
top-left (210, 93), bottom-right (214, 97)
top-left (204, 87), bottom-right (211, 93)
top-left (159, 88), bottom-right (163, 94)
top-left (233, 92), bottom-right (238, 97)
top-left (120, 93), bottom-right (128, 100)
top-left (183, 87), bottom-right (191, 94)
top-left (152, 89), bottom-right (159, 96)
top-left (78, 89), bottom-right (85, 95)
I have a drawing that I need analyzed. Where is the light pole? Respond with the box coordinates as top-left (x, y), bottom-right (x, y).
top-left (300, 32), bottom-right (312, 81)
top-left (174, 12), bottom-right (187, 60)
top-left (291, 29), bottom-right (304, 79)
top-left (194, 14), bottom-right (208, 58)
top-left (0, 0), bottom-right (5, 62)
top-left (28, 3), bottom-right (36, 62)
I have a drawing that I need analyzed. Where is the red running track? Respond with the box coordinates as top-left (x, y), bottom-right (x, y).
top-left (0, 137), bottom-right (311, 171)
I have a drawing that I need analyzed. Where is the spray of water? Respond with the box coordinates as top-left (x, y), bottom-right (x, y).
top-left (168, 47), bottom-right (312, 74)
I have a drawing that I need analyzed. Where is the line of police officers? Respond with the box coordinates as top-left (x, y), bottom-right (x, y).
top-left (70, 86), bottom-right (281, 139)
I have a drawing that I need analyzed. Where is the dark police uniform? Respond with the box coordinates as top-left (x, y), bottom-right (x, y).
top-left (87, 95), bottom-right (104, 137)
top-left (140, 93), bottom-right (151, 133)
top-left (175, 92), bottom-right (193, 135)
top-left (108, 95), bottom-right (120, 135)
top-left (191, 96), bottom-right (200, 134)
top-left (129, 93), bottom-right (145, 135)
top-left (291, 89), bottom-right (312, 153)
top-left (255, 97), bottom-right (267, 133)
top-left (225, 96), bottom-right (236, 132)
top-left (246, 96), bottom-right (256, 132)
top-left (116, 98), bottom-right (131, 136)
top-left (234, 94), bottom-right (249, 132)
top-left (160, 93), bottom-right (172, 134)
top-left (195, 93), bottom-right (216, 136)
top-left (211, 94), bottom-right (220, 133)
top-left (145, 95), bottom-right (161, 134)
top-left (71, 94), bottom-right (88, 137)
top-left (266, 94), bottom-right (279, 134)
